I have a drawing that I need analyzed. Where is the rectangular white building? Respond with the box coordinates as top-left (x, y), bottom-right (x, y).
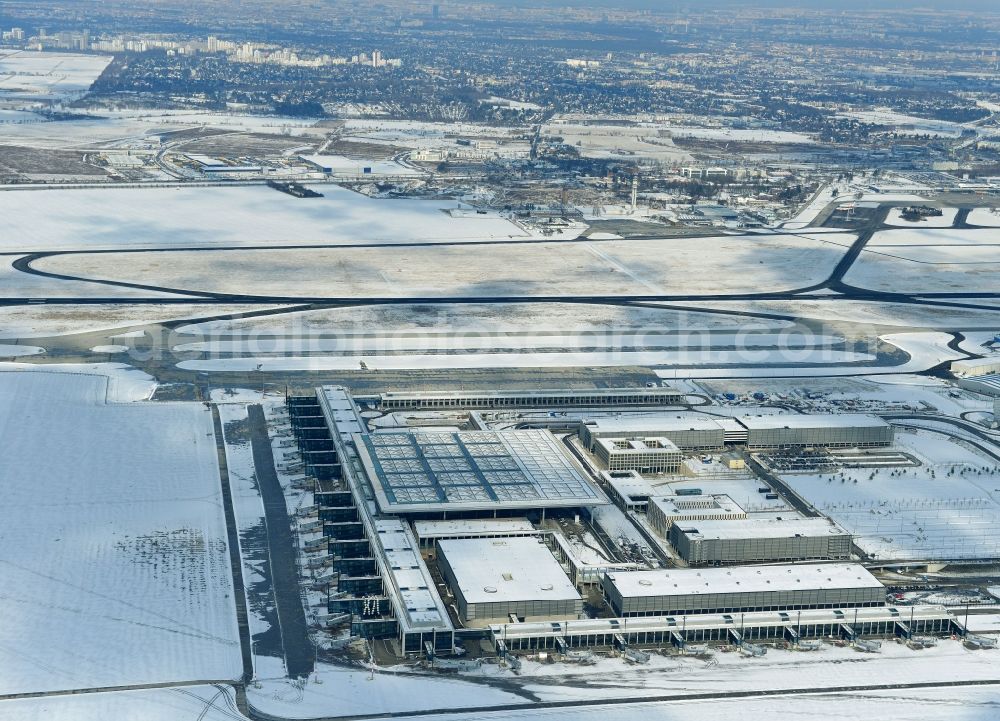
top-left (437, 537), bottom-right (582, 624)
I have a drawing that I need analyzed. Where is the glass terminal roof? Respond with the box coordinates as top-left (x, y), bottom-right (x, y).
top-left (356, 430), bottom-right (605, 512)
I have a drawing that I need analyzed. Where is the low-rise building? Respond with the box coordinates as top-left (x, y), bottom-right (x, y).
top-left (602, 563), bottom-right (884, 617)
top-left (593, 436), bottom-right (682, 473)
top-left (437, 537), bottom-right (582, 624)
top-left (647, 494), bottom-right (746, 537)
top-left (669, 517), bottom-right (852, 565)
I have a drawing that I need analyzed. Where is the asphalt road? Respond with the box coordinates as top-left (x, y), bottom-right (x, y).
top-left (247, 404), bottom-right (316, 679)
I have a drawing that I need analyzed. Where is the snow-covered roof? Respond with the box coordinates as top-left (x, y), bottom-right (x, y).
top-left (373, 519), bottom-right (453, 629)
top-left (601, 470), bottom-right (656, 499)
top-left (735, 413), bottom-right (890, 430)
top-left (438, 537), bottom-right (580, 605)
top-left (605, 563), bottom-right (882, 599)
top-left (649, 494), bottom-right (745, 518)
top-left (413, 518), bottom-right (536, 540)
top-left (675, 516), bottom-right (849, 541)
top-left (582, 415), bottom-right (730, 433)
top-left (595, 436), bottom-right (681, 454)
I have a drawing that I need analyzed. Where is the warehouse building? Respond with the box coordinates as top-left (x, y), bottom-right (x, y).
top-left (601, 563), bottom-right (884, 617)
top-left (737, 414), bottom-right (893, 450)
top-left (593, 436), bottom-right (683, 474)
top-left (374, 386), bottom-right (683, 410)
top-left (437, 537), bottom-right (582, 624)
top-left (669, 517), bottom-right (852, 565)
top-left (647, 494), bottom-right (746, 537)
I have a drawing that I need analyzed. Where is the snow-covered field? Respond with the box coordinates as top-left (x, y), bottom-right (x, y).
top-left (650, 331), bottom-right (962, 380)
top-left (0, 184), bottom-right (546, 252)
top-left (173, 331), bottom-right (848, 355)
top-left (838, 110), bottom-right (967, 138)
top-left (175, 303), bottom-right (793, 337)
top-left (0, 343), bottom-right (44, 356)
top-left (394, 687), bottom-right (1000, 721)
top-left (249, 638), bottom-right (1000, 719)
top-left (846, 231), bottom-right (1000, 293)
top-left (177, 348), bottom-right (873, 373)
top-left (666, 126), bottom-right (816, 144)
top-left (0, 50), bottom-right (112, 101)
top-left (884, 207), bottom-right (959, 228)
top-left (0, 685), bottom-right (243, 721)
top-left (968, 207), bottom-right (1000, 227)
top-left (781, 428), bottom-right (1000, 560)
top-left (0, 371), bottom-right (242, 695)
top-left (0, 362), bottom-right (157, 401)
top-left (35, 232), bottom-right (852, 297)
top-left (869, 228), bottom-right (1000, 247)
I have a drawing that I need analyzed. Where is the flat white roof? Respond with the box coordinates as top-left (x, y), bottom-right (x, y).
top-left (596, 436), bottom-right (681, 453)
top-left (601, 470), bottom-right (655, 499)
top-left (381, 387), bottom-right (679, 400)
top-left (676, 516), bottom-right (849, 540)
top-left (650, 494), bottom-right (745, 517)
top-left (372, 519), bottom-right (453, 629)
top-left (606, 563), bottom-right (882, 599)
top-left (583, 415), bottom-right (728, 433)
top-left (736, 413), bottom-right (890, 431)
top-left (439, 537), bottom-right (580, 605)
top-left (491, 603), bottom-right (948, 639)
top-left (413, 518), bottom-right (536, 539)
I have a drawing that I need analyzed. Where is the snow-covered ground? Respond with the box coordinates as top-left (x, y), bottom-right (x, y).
top-left (216, 401), bottom-right (283, 677)
top-left (869, 228), bottom-right (1000, 247)
top-left (968, 207), bottom-right (1000, 227)
top-left (0, 184), bottom-right (554, 253)
top-left (651, 331), bottom-right (962, 380)
top-left (173, 331), bottom-right (828, 355)
top-left (884, 207), bottom-right (959, 228)
top-left (249, 638), bottom-right (1000, 719)
top-left (0, 343), bottom-right (44, 356)
top-left (846, 233), bottom-right (1000, 293)
top-left (175, 303), bottom-right (792, 337)
top-left (0, 371), bottom-right (242, 695)
top-left (177, 348), bottom-right (873, 373)
top-left (0, 50), bottom-right (112, 102)
top-left (34, 232), bottom-right (854, 297)
top-left (781, 428), bottom-right (1000, 560)
top-left (394, 686), bottom-right (1000, 721)
top-left (0, 685), bottom-right (243, 721)
top-left (838, 110), bottom-right (967, 138)
top-left (781, 182), bottom-right (847, 229)
top-left (0, 303), bottom-right (269, 339)
top-left (0, 362), bottom-right (157, 401)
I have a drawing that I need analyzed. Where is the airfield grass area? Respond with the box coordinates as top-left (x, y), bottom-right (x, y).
top-left (33, 233), bottom-right (849, 298)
